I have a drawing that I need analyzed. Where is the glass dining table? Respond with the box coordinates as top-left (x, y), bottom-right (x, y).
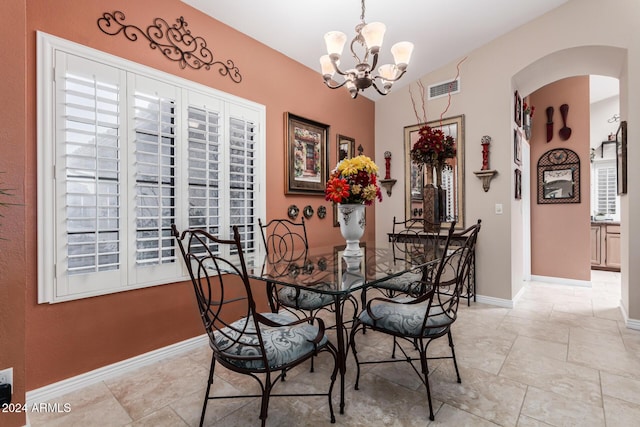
top-left (244, 241), bottom-right (440, 414)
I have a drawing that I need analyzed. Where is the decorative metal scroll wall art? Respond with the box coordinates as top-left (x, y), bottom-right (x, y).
top-left (97, 11), bottom-right (242, 83)
top-left (537, 148), bottom-right (580, 204)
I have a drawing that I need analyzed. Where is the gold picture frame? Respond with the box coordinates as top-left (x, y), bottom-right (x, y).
top-left (285, 112), bottom-right (329, 195)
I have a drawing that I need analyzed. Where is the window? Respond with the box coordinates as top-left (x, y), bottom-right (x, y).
top-left (592, 160), bottom-right (619, 221)
top-left (37, 33), bottom-right (265, 303)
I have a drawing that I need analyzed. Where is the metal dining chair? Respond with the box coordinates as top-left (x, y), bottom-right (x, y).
top-left (172, 224), bottom-right (338, 426)
top-left (349, 220), bottom-right (481, 422)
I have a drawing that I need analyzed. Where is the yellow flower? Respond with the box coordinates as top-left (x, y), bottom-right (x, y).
top-left (351, 184), bottom-right (362, 195)
top-left (362, 184), bottom-right (377, 200)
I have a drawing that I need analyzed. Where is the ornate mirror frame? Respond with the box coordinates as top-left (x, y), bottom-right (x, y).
top-left (404, 114), bottom-right (465, 229)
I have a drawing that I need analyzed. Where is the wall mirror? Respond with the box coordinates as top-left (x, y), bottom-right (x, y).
top-left (404, 114), bottom-right (465, 229)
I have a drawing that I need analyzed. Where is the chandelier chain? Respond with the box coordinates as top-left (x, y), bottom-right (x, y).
top-left (360, 0), bottom-right (366, 22)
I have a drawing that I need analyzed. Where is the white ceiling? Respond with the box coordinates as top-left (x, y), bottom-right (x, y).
top-left (182, 0), bottom-right (571, 101)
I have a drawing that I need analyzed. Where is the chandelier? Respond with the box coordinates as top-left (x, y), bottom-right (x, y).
top-left (319, 0), bottom-right (414, 98)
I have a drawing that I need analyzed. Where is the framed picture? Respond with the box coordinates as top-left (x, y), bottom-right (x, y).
top-left (337, 134), bottom-right (355, 162)
top-left (616, 120), bottom-right (627, 195)
top-left (514, 168), bottom-right (522, 200)
top-left (514, 90), bottom-right (522, 127)
top-left (285, 112), bottom-right (329, 195)
top-left (514, 129), bottom-right (522, 166)
top-left (404, 114), bottom-right (465, 229)
top-left (537, 148), bottom-right (580, 204)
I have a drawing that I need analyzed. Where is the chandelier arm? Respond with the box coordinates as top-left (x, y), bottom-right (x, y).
top-left (330, 61), bottom-right (353, 77)
top-left (349, 38), bottom-right (366, 65)
top-left (323, 79), bottom-right (349, 90)
top-left (368, 52), bottom-right (379, 72)
top-left (370, 81), bottom-right (389, 96)
top-left (372, 67), bottom-right (407, 83)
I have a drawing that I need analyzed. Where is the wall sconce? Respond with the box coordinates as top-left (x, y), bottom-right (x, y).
top-left (380, 151), bottom-right (397, 196)
top-left (473, 135), bottom-right (497, 192)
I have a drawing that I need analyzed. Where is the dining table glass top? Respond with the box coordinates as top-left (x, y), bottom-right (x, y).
top-left (244, 242), bottom-right (440, 295)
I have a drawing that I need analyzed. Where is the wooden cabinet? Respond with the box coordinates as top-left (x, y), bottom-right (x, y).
top-left (591, 222), bottom-right (620, 271)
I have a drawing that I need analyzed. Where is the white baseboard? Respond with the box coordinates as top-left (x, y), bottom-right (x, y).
top-left (619, 301), bottom-right (640, 330)
top-left (530, 275), bottom-right (592, 287)
top-left (26, 334), bottom-right (208, 405)
top-left (475, 294), bottom-right (515, 309)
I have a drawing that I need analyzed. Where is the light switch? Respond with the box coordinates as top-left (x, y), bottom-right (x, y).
top-left (495, 203), bottom-right (503, 214)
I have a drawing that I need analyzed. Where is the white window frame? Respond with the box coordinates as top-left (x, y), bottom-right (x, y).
top-left (37, 32), bottom-right (266, 303)
top-left (591, 158), bottom-right (619, 221)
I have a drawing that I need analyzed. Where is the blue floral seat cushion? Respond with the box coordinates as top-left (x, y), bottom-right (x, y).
top-left (359, 299), bottom-right (452, 337)
top-left (214, 312), bottom-right (327, 370)
top-left (374, 269), bottom-right (423, 293)
top-left (277, 285), bottom-right (334, 310)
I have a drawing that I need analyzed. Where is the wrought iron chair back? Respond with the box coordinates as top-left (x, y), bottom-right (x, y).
top-left (259, 217), bottom-right (308, 264)
top-left (173, 226), bottom-right (260, 364)
top-left (425, 220), bottom-right (481, 331)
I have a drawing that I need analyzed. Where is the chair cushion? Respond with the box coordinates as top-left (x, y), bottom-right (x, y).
top-left (277, 285), bottom-right (335, 310)
top-left (373, 270), bottom-right (423, 293)
top-left (214, 312), bottom-right (327, 370)
top-left (359, 299), bottom-right (452, 337)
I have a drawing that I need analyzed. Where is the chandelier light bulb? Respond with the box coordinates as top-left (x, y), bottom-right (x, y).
top-left (378, 64), bottom-right (397, 81)
top-left (324, 31), bottom-right (347, 59)
top-left (391, 41), bottom-right (414, 70)
top-left (320, 55), bottom-right (336, 78)
top-left (361, 22), bottom-right (386, 54)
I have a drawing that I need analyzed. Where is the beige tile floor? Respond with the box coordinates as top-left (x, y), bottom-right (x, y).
top-left (29, 270), bottom-right (640, 426)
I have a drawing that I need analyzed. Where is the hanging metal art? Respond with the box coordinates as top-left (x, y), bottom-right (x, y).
top-left (537, 148), bottom-right (580, 204)
top-left (97, 11), bottom-right (242, 83)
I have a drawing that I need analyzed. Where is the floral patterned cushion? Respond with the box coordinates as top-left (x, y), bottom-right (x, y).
top-left (277, 285), bottom-right (335, 310)
top-left (359, 300), bottom-right (452, 337)
top-left (373, 270), bottom-right (423, 293)
top-left (214, 312), bottom-right (327, 370)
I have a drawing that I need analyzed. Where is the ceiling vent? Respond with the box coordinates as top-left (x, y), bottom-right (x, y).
top-left (428, 78), bottom-right (460, 100)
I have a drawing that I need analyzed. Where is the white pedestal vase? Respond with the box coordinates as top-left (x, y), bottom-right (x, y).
top-left (337, 203), bottom-right (365, 257)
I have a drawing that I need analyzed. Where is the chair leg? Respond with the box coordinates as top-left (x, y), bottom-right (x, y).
top-left (418, 341), bottom-right (435, 422)
top-left (259, 375), bottom-right (273, 427)
top-left (447, 330), bottom-right (461, 383)
top-left (200, 355), bottom-right (216, 427)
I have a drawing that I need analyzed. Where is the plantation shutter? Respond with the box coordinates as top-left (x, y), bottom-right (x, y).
top-left (55, 52), bottom-right (127, 296)
top-left (228, 113), bottom-right (257, 255)
top-left (596, 165), bottom-right (617, 215)
top-left (128, 75), bottom-right (181, 284)
top-left (186, 91), bottom-right (223, 255)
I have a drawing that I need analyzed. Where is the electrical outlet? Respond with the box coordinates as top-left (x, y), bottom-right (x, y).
top-left (0, 368), bottom-right (13, 391)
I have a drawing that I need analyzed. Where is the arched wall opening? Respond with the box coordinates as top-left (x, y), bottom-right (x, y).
top-left (512, 45), bottom-right (629, 318)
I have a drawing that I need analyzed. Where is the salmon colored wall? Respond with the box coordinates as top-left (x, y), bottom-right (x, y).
top-left (530, 76), bottom-right (591, 281)
top-left (21, 0), bottom-right (374, 390)
top-left (0, 0), bottom-right (27, 424)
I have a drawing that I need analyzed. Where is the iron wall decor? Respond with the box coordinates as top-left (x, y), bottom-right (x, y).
top-left (97, 11), bottom-right (241, 83)
top-left (616, 120), bottom-right (627, 195)
top-left (537, 148), bottom-right (580, 204)
top-left (284, 112), bottom-right (329, 195)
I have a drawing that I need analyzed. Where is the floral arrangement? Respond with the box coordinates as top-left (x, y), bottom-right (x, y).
top-left (523, 102), bottom-right (535, 118)
top-left (325, 155), bottom-right (382, 205)
top-left (410, 125), bottom-right (456, 168)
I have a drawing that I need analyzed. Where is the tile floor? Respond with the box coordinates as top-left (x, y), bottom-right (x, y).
top-left (28, 270), bottom-right (640, 426)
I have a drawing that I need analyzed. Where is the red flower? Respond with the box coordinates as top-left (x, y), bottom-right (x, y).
top-left (325, 177), bottom-right (350, 203)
